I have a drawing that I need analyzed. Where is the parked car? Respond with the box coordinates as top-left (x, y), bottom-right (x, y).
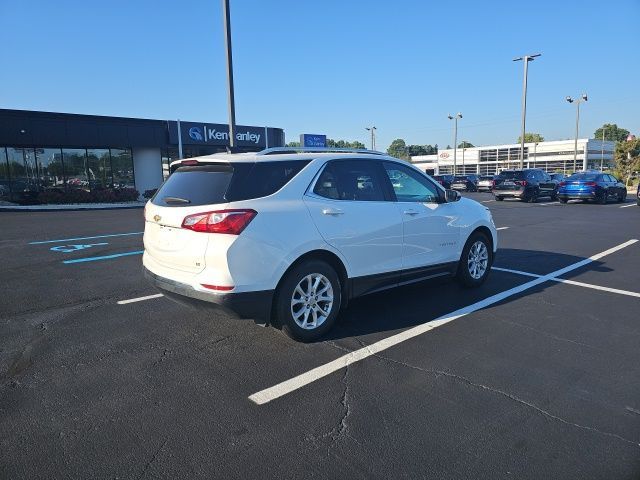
top-left (549, 173), bottom-right (565, 183)
top-left (433, 174), bottom-right (455, 189)
top-left (493, 169), bottom-right (557, 202)
top-left (557, 172), bottom-right (627, 204)
top-left (143, 148), bottom-right (497, 341)
top-left (637, 184), bottom-right (640, 206)
top-left (451, 175), bottom-right (479, 192)
top-left (477, 175), bottom-right (495, 192)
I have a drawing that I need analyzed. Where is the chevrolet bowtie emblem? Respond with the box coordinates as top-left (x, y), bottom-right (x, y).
top-left (153, 215), bottom-right (161, 222)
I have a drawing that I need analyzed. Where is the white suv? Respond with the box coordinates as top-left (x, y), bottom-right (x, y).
top-left (143, 148), bottom-right (497, 341)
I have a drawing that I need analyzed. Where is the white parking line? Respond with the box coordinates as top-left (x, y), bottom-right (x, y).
top-left (496, 227), bottom-right (509, 231)
top-left (493, 266), bottom-right (640, 298)
top-left (248, 239), bottom-right (638, 405)
top-left (481, 200), bottom-right (495, 203)
top-left (620, 203), bottom-right (636, 209)
top-left (117, 293), bottom-right (164, 305)
top-left (538, 202), bottom-right (559, 206)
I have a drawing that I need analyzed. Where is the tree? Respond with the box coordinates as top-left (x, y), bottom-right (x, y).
top-left (387, 139), bottom-right (409, 160)
top-left (326, 138), bottom-right (366, 149)
top-left (285, 141), bottom-right (301, 147)
top-left (614, 138), bottom-right (640, 185)
top-left (593, 123), bottom-right (630, 142)
top-left (407, 144), bottom-right (438, 156)
top-left (458, 141), bottom-right (474, 148)
top-left (516, 133), bottom-right (544, 143)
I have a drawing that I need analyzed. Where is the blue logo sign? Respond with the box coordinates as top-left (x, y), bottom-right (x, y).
top-left (300, 134), bottom-right (327, 148)
top-left (189, 127), bottom-right (204, 141)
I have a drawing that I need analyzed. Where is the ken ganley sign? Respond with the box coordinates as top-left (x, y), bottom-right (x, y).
top-left (169, 121), bottom-right (266, 147)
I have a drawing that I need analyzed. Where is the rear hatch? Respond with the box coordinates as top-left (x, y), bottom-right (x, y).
top-left (451, 177), bottom-right (468, 189)
top-left (494, 171), bottom-right (525, 191)
top-left (145, 163), bottom-right (236, 274)
top-left (561, 174), bottom-right (599, 191)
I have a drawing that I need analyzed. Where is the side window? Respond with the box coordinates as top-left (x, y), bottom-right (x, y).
top-left (313, 160), bottom-right (386, 201)
top-left (227, 160), bottom-right (310, 201)
top-left (383, 162), bottom-right (441, 203)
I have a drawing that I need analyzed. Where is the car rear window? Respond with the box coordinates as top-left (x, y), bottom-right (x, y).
top-left (152, 160), bottom-right (309, 207)
top-left (566, 173), bottom-right (601, 182)
top-left (454, 176), bottom-right (467, 181)
top-left (497, 171), bottom-right (525, 180)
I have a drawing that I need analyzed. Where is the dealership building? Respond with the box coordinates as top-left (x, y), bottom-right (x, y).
top-left (0, 108), bottom-right (284, 201)
top-left (411, 138), bottom-right (616, 176)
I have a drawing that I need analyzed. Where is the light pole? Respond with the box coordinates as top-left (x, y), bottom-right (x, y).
top-left (365, 126), bottom-right (377, 150)
top-left (513, 53), bottom-right (541, 169)
top-left (566, 94), bottom-right (588, 172)
top-left (532, 141), bottom-right (538, 169)
top-left (222, 0), bottom-right (237, 150)
top-left (448, 113), bottom-right (462, 174)
top-left (600, 126), bottom-right (606, 171)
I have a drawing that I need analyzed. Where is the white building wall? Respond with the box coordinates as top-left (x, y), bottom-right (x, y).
top-left (411, 139), bottom-right (616, 175)
top-left (133, 148), bottom-right (163, 197)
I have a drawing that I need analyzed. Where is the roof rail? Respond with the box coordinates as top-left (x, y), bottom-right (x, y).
top-left (256, 147), bottom-right (386, 156)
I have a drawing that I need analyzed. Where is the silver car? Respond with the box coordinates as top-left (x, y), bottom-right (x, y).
top-left (477, 175), bottom-right (495, 192)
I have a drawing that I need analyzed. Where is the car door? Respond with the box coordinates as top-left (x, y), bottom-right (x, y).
top-left (606, 175), bottom-right (622, 198)
top-left (382, 161), bottom-right (460, 283)
top-left (538, 171), bottom-right (556, 196)
top-left (304, 159), bottom-right (404, 296)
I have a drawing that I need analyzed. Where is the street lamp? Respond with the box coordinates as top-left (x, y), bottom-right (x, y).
top-left (448, 113), bottom-right (462, 174)
top-left (365, 126), bottom-right (377, 150)
top-left (600, 126), bottom-right (606, 171)
top-left (566, 93), bottom-right (588, 172)
top-left (222, 0), bottom-right (237, 150)
top-left (513, 53), bottom-right (541, 169)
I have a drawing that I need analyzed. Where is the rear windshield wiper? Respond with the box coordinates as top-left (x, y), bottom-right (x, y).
top-left (163, 196), bottom-right (191, 204)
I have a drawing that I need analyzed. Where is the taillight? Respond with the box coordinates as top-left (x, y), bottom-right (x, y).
top-left (559, 181), bottom-right (566, 187)
top-left (181, 159), bottom-right (199, 166)
top-left (585, 181), bottom-right (596, 187)
top-left (491, 180), bottom-right (496, 186)
top-left (516, 180), bottom-right (527, 186)
top-left (182, 209), bottom-right (257, 235)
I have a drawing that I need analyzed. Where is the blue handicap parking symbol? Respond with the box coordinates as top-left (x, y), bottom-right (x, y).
top-left (50, 242), bottom-right (109, 253)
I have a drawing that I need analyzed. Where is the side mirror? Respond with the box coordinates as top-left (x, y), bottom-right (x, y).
top-left (445, 189), bottom-right (461, 202)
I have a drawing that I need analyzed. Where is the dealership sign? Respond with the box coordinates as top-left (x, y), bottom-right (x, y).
top-left (439, 152), bottom-right (450, 159)
top-left (300, 134), bottom-right (327, 148)
top-left (169, 121), bottom-right (266, 147)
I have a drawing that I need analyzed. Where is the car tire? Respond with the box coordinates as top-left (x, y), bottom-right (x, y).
top-left (617, 191), bottom-right (625, 203)
top-left (274, 260), bottom-right (342, 342)
top-left (495, 196), bottom-right (504, 201)
top-left (597, 190), bottom-right (607, 204)
top-left (456, 231), bottom-right (493, 288)
top-left (551, 191), bottom-right (558, 201)
top-left (559, 198), bottom-right (568, 204)
top-left (526, 188), bottom-right (539, 203)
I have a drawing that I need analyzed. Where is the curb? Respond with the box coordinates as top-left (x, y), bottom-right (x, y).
top-left (0, 203), bottom-right (145, 212)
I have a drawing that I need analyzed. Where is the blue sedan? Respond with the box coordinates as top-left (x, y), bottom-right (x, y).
top-left (558, 172), bottom-right (627, 204)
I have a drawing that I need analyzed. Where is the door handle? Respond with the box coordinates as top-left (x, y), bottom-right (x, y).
top-left (403, 209), bottom-right (419, 216)
top-left (322, 208), bottom-right (344, 216)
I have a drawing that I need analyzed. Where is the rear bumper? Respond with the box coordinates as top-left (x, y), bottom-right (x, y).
top-left (557, 191), bottom-right (596, 199)
top-left (477, 185), bottom-right (493, 191)
top-left (493, 189), bottom-right (524, 198)
top-left (144, 267), bottom-right (273, 324)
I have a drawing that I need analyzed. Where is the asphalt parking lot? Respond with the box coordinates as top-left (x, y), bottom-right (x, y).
top-left (1, 193), bottom-right (639, 479)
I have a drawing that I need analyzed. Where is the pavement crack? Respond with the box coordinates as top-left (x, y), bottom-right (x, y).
top-left (137, 436), bottom-right (168, 480)
top-left (498, 319), bottom-right (602, 351)
top-left (361, 345), bottom-right (640, 450)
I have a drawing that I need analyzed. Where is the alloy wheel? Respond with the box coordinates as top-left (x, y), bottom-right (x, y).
top-left (467, 241), bottom-right (489, 280)
top-left (290, 273), bottom-right (334, 330)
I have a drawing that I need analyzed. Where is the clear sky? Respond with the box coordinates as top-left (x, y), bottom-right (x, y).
top-left (1, 0), bottom-right (638, 151)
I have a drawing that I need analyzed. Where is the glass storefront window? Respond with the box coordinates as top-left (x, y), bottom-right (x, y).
top-left (36, 148), bottom-right (65, 190)
top-left (63, 149), bottom-right (89, 190)
top-left (87, 149), bottom-right (112, 189)
top-left (110, 148), bottom-right (135, 188)
top-left (0, 148), bottom-right (10, 201)
top-left (7, 148), bottom-right (39, 200)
